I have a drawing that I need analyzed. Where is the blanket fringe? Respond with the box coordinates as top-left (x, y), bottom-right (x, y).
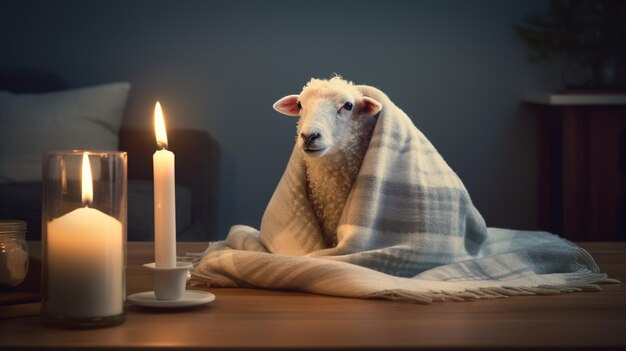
top-left (367, 276), bottom-right (613, 304)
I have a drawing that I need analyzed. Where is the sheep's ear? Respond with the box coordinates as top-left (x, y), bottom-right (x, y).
top-left (273, 94), bottom-right (300, 116)
top-left (360, 96), bottom-right (382, 116)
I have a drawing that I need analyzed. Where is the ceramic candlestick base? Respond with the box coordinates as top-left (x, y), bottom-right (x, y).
top-left (127, 262), bottom-right (215, 308)
top-left (144, 262), bottom-right (192, 300)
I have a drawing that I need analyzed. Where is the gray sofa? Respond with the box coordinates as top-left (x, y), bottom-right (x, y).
top-left (0, 69), bottom-right (220, 241)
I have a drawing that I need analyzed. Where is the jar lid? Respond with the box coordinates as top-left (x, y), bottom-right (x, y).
top-left (0, 220), bottom-right (27, 234)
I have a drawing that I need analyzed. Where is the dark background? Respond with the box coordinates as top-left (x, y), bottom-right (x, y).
top-left (0, 0), bottom-right (558, 237)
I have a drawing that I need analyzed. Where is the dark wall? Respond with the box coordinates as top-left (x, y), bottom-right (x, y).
top-left (0, 0), bottom-right (555, 237)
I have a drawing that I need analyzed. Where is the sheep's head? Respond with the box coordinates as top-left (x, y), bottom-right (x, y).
top-left (273, 77), bottom-right (382, 158)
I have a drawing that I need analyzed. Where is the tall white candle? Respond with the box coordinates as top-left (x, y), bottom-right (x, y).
top-left (46, 153), bottom-right (123, 317)
top-left (153, 101), bottom-right (176, 268)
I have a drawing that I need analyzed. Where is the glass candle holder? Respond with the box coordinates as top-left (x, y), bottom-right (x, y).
top-left (41, 151), bottom-right (127, 328)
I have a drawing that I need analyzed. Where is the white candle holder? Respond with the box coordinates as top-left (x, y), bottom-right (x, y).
top-left (127, 261), bottom-right (215, 308)
top-left (144, 262), bottom-right (192, 300)
top-left (41, 151), bottom-right (127, 328)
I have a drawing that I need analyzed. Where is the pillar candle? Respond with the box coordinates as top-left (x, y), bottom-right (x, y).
top-left (46, 153), bottom-right (123, 317)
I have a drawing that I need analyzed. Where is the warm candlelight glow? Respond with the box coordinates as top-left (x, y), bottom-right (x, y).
top-left (154, 101), bottom-right (168, 149)
top-left (82, 153), bottom-right (93, 206)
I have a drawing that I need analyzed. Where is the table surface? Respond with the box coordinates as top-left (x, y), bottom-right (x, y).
top-left (0, 241), bottom-right (624, 350)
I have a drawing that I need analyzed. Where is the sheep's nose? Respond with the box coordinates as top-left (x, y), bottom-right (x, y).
top-left (300, 132), bottom-right (321, 144)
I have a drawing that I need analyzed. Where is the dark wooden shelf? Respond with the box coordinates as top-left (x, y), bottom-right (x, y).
top-left (524, 93), bottom-right (626, 241)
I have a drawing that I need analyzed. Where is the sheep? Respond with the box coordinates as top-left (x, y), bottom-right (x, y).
top-left (273, 77), bottom-right (383, 247)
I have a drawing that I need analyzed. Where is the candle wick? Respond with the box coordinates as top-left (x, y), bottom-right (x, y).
top-left (157, 142), bottom-right (168, 150)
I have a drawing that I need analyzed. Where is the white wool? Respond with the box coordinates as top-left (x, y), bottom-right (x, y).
top-left (301, 76), bottom-right (360, 97)
top-left (300, 77), bottom-right (377, 247)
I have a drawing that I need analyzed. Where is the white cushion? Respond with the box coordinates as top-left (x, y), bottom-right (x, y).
top-left (0, 83), bottom-right (130, 182)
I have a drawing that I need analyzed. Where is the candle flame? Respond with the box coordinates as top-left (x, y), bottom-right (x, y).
top-left (154, 101), bottom-right (168, 149)
top-left (82, 153), bottom-right (93, 206)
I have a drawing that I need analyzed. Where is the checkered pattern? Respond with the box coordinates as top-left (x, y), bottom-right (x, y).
top-left (191, 86), bottom-right (617, 303)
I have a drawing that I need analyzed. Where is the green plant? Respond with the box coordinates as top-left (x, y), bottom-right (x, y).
top-left (515, 0), bottom-right (626, 65)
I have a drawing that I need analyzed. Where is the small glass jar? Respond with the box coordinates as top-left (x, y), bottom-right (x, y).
top-left (0, 220), bottom-right (29, 288)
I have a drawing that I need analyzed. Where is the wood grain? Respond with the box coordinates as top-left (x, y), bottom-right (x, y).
top-left (0, 242), bottom-right (624, 350)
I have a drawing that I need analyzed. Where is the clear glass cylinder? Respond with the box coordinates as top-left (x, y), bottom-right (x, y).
top-left (41, 151), bottom-right (127, 328)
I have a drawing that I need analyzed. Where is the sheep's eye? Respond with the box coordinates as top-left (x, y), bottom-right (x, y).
top-left (297, 101), bottom-right (302, 110)
top-left (342, 102), bottom-right (353, 111)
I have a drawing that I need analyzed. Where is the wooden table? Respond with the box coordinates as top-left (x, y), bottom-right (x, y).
top-left (1, 242), bottom-right (625, 350)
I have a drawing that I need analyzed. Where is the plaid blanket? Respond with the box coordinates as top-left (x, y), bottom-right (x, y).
top-left (191, 84), bottom-right (617, 303)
